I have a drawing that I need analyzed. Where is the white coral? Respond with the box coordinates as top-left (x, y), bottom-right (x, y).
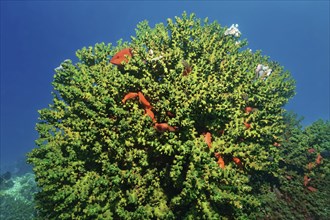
top-left (54, 66), bottom-right (63, 72)
top-left (224, 24), bottom-right (241, 37)
top-left (256, 64), bottom-right (272, 79)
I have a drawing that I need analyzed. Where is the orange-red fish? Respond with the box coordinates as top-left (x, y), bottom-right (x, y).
top-left (245, 107), bottom-right (253, 114)
top-left (214, 152), bottom-right (225, 169)
top-left (122, 92), bottom-right (138, 103)
top-left (232, 157), bottom-right (243, 169)
top-left (217, 156), bottom-right (225, 169)
top-left (285, 175), bottom-right (292, 180)
top-left (154, 123), bottom-right (177, 132)
top-left (145, 108), bottom-right (156, 122)
top-left (204, 132), bottom-right (212, 149)
top-left (182, 60), bottom-right (192, 76)
top-left (138, 92), bottom-right (152, 109)
top-left (273, 142), bottom-right (281, 147)
top-left (307, 162), bottom-right (315, 170)
top-left (110, 48), bottom-right (132, 65)
top-left (308, 148), bottom-right (316, 153)
top-left (316, 153), bottom-right (323, 165)
top-left (166, 111), bottom-right (175, 118)
top-left (244, 122), bottom-right (251, 129)
top-left (307, 186), bottom-right (317, 192)
top-left (303, 175), bottom-right (311, 186)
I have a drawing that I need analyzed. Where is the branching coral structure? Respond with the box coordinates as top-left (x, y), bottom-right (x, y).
top-left (27, 12), bottom-right (296, 219)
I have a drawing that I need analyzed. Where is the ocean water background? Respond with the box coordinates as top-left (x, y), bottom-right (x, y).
top-left (0, 1), bottom-right (329, 170)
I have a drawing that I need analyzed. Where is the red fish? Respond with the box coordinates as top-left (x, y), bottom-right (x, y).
top-left (285, 175), bottom-right (292, 180)
top-left (204, 132), bottom-right (212, 149)
top-left (215, 152), bottom-right (225, 169)
top-left (182, 60), bottom-right (192, 76)
top-left (307, 162), bottom-right (315, 170)
top-left (110, 48), bottom-right (132, 65)
top-left (166, 111), bottom-right (175, 118)
top-left (303, 175), bottom-right (311, 186)
top-left (308, 148), bottom-right (316, 154)
top-left (217, 156), bottom-right (225, 169)
top-left (232, 157), bottom-right (243, 169)
top-left (154, 123), bottom-right (177, 132)
top-left (316, 153), bottom-right (323, 165)
top-left (245, 107), bottom-right (253, 114)
top-left (307, 186), bottom-right (317, 192)
top-left (138, 92), bottom-right (152, 109)
top-left (244, 122), bottom-right (251, 129)
top-left (122, 92), bottom-right (138, 104)
top-left (273, 142), bottom-right (281, 147)
top-left (145, 108), bottom-right (156, 122)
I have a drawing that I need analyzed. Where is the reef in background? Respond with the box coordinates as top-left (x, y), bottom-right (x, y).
top-left (0, 162), bottom-right (38, 220)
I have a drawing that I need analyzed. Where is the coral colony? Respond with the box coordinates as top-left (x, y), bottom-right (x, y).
top-left (26, 13), bottom-right (329, 219)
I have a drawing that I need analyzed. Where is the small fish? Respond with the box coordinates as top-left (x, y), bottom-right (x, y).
top-left (138, 92), bottom-right (152, 109)
top-left (303, 175), bottom-right (311, 186)
top-left (307, 186), bottom-right (317, 192)
top-left (244, 122), bottom-right (251, 129)
top-left (307, 162), bottom-right (315, 170)
top-left (315, 153), bottom-right (323, 165)
top-left (154, 123), bottom-right (177, 132)
top-left (232, 157), bottom-right (243, 169)
top-left (245, 107), bottom-right (253, 114)
top-left (110, 48), bottom-right (132, 65)
top-left (214, 153), bottom-right (225, 169)
top-left (122, 92), bottom-right (138, 104)
top-left (308, 148), bottom-right (316, 154)
top-left (217, 156), bottom-right (225, 169)
top-left (166, 111), bottom-right (175, 118)
top-left (145, 108), bottom-right (156, 122)
top-left (285, 175), bottom-right (292, 180)
top-left (203, 132), bottom-right (212, 149)
top-left (273, 142), bottom-right (281, 147)
top-left (182, 60), bottom-right (192, 76)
